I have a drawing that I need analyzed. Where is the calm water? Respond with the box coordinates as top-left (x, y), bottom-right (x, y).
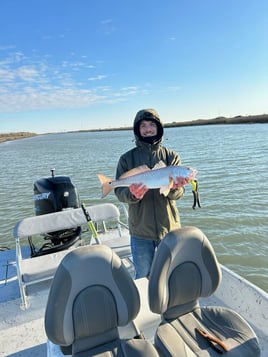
top-left (0, 124), bottom-right (267, 291)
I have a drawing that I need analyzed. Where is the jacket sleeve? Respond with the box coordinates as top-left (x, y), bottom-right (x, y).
top-left (114, 155), bottom-right (140, 204)
top-left (166, 149), bottom-right (185, 200)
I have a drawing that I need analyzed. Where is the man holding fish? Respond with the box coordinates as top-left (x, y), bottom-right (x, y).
top-left (98, 109), bottom-right (197, 279)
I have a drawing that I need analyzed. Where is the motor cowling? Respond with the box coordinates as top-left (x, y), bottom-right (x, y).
top-left (31, 170), bottom-right (81, 257)
top-left (34, 175), bottom-right (80, 215)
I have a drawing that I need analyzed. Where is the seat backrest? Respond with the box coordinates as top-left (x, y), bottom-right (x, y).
top-left (14, 203), bottom-right (121, 239)
top-left (149, 226), bottom-right (222, 319)
top-left (45, 244), bottom-right (159, 356)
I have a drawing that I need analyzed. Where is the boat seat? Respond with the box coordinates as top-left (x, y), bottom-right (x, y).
top-left (45, 244), bottom-right (160, 357)
top-left (14, 203), bottom-right (131, 309)
top-left (19, 249), bottom-right (73, 283)
top-left (148, 226), bottom-right (261, 356)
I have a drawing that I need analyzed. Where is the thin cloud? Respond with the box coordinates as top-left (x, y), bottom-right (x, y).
top-left (17, 67), bottom-right (39, 82)
top-left (100, 18), bottom-right (116, 35)
top-left (166, 86), bottom-right (181, 91)
top-left (41, 35), bottom-right (52, 40)
top-left (88, 75), bottom-right (107, 81)
top-left (101, 19), bottom-right (113, 25)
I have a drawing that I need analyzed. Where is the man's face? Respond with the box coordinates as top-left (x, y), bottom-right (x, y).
top-left (139, 120), bottom-right (157, 138)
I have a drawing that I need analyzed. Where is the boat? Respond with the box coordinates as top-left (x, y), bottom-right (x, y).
top-left (0, 173), bottom-right (268, 356)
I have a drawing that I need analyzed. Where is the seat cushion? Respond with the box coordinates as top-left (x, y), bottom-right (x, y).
top-left (155, 306), bottom-right (260, 356)
top-left (21, 249), bottom-right (72, 282)
top-left (74, 338), bottom-right (160, 357)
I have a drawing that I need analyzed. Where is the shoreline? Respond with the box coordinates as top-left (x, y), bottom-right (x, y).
top-left (1, 114), bottom-right (267, 142)
top-left (0, 132), bottom-right (37, 144)
top-left (70, 113), bottom-right (268, 133)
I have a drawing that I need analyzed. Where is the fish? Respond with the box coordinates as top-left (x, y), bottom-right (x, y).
top-left (97, 160), bottom-right (197, 198)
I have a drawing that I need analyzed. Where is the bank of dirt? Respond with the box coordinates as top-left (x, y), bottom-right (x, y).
top-left (0, 132), bottom-right (37, 144)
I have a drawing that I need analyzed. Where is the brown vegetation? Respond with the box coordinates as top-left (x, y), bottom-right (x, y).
top-left (0, 132), bottom-right (37, 143)
top-left (165, 114), bottom-right (268, 128)
top-left (75, 113), bottom-right (268, 133)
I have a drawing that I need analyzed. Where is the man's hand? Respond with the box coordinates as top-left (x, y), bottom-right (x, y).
top-left (172, 176), bottom-right (190, 189)
top-left (129, 183), bottom-right (149, 200)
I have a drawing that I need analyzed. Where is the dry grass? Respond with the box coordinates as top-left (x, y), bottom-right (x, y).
top-left (0, 132), bottom-right (37, 143)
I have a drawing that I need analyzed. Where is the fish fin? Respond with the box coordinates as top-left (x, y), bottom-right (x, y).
top-left (160, 185), bottom-right (171, 196)
top-left (160, 179), bottom-right (173, 196)
top-left (97, 174), bottom-right (114, 198)
top-left (188, 168), bottom-right (198, 180)
top-left (119, 165), bottom-right (150, 179)
top-left (152, 160), bottom-right (166, 170)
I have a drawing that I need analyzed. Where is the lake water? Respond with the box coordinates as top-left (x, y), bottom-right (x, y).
top-left (0, 124), bottom-right (267, 292)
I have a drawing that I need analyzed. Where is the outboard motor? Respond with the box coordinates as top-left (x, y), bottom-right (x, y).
top-left (30, 169), bottom-right (81, 257)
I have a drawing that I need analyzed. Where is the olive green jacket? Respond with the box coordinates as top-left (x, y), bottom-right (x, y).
top-left (114, 138), bottom-right (185, 241)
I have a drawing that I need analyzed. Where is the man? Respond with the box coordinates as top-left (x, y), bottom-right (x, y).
top-left (115, 109), bottom-right (188, 278)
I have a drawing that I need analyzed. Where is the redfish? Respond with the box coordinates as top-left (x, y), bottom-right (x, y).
top-left (97, 161), bottom-right (197, 198)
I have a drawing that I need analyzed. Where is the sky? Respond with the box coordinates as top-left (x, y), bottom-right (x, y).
top-left (0, 0), bottom-right (268, 134)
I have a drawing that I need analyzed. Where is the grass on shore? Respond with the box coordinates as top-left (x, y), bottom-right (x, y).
top-left (0, 132), bottom-right (37, 143)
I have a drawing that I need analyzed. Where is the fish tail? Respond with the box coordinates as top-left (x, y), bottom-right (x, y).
top-left (97, 174), bottom-right (114, 198)
top-left (189, 168), bottom-right (198, 181)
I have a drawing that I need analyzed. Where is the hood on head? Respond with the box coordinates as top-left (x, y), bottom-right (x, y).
top-left (133, 108), bottom-right (164, 144)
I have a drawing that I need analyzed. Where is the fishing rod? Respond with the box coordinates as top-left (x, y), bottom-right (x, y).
top-left (81, 203), bottom-right (100, 244)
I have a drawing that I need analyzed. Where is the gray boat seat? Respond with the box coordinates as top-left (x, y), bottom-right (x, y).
top-left (148, 226), bottom-right (261, 356)
top-left (45, 244), bottom-right (160, 357)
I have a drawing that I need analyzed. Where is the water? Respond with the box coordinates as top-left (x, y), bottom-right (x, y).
top-left (0, 124), bottom-right (267, 291)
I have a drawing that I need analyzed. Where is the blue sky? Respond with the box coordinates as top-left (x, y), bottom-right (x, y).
top-left (1, 0), bottom-right (268, 134)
